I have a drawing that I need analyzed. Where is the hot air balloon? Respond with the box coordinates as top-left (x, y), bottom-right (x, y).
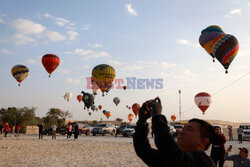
top-left (123, 86), bottom-right (127, 90)
top-left (77, 95), bottom-right (83, 103)
top-left (11, 65), bottom-right (29, 86)
top-left (41, 54), bottom-right (60, 77)
top-left (92, 64), bottom-right (116, 96)
top-left (103, 110), bottom-right (107, 115)
top-left (128, 107), bottom-right (131, 110)
top-left (96, 108), bottom-right (98, 111)
top-left (212, 34), bottom-right (239, 73)
top-left (113, 97), bottom-right (120, 106)
top-left (194, 92), bottom-right (212, 115)
top-left (105, 111), bottom-right (111, 119)
top-left (81, 91), bottom-right (95, 110)
top-left (64, 92), bottom-right (72, 102)
top-left (98, 105), bottom-right (102, 110)
top-left (128, 114), bottom-right (134, 123)
top-left (132, 103), bottom-right (140, 117)
top-left (91, 105), bottom-right (96, 112)
top-left (88, 112), bottom-right (92, 116)
top-left (199, 25), bottom-right (225, 62)
top-left (171, 115), bottom-right (176, 121)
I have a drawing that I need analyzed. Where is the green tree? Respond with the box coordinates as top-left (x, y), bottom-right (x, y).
top-left (59, 110), bottom-right (73, 126)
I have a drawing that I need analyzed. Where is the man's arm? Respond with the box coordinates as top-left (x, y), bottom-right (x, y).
top-left (224, 152), bottom-right (237, 161)
top-left (133, 120), bottom-right (163, 167)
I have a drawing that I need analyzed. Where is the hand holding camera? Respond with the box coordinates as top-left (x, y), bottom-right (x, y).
top-left (138, 97), bottom-right (162, 122)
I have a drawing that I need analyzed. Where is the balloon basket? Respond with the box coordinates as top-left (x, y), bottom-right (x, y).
top-left (225, 70), bottom-right (228, 74)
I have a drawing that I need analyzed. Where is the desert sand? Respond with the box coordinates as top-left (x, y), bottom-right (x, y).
top-left (0, 134), bottom-right (249, 167)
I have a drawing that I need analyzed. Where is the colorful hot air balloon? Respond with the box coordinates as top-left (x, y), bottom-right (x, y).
top-left (41, 54), bottom-right (60, 77)
top-left (199, 25), bottom-right (225, 62)
top-left (123, 86), bottom-right (127, 90)
top-left (128, 114), bottom-right (134, 123)
top-left (105, 111), bottom-right (111, 119)
top-left (64, 92), bottom-right (72, 102)
top-left (92, 64), bottom-right (116, 96)
top-left (81, 91), bottom-right (95, 110)
top-left (132, 103), bottom-right (140, 117)
top-left (98, 105), bottom-right (102, 110)
top-left (77, 95), bottom-right (83, 103)
top-left (11, 65), bottom-right (29, 86)
top-left (194, 92), bottom-right (212, 115)
top-left (171, 115), bottom-right (176, 121)
top-left (212, 34), bottom-right (239, 73)
top-left (113, 97), bottom-right (120, 106)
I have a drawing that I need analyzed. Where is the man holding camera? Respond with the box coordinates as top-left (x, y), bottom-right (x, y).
top-left (225, 147), bottom-right (250, 167)
top-left (133, 97), bottom-right (215, 167)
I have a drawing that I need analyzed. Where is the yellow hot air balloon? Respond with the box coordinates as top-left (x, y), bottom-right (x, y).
top-left (11, 65), bottom-right (29, 86)
top-left (92, 64), bottom-right (116, 96)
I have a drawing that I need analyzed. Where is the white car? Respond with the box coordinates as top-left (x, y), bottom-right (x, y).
top-left (239, 125), bottom-right (250, 141)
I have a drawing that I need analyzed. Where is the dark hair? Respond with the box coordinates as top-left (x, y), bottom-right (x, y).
top-left (188, 118), bottom-right (213, 150)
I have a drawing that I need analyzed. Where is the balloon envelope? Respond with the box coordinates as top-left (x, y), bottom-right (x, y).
top-left (171, 115), bottom-right (176, 121)
top-left (92, 64), bottom-right (115, 95)
top-left (194, 92), bottom-right (212, 114)
top-left (98, 105), bottom-right (102, 110)
top-left (81, 91), bottom-right (95, 110)
top-left (77, 95), bottom-right (83, 103)
top-left (64, 92), bottom-right (72, 101)
top-left (128, 114), bottom-right (134, 123)
top-left (105, 111), bottom-right (111, 119)
top-left (113, 97), bottom-right (120, 106)
top-left (42, 54), bottom-right (60, 77)
top-left (212, 34), bottom-right (239, 73)
top-left (11, 65), bottom-right (29, 86)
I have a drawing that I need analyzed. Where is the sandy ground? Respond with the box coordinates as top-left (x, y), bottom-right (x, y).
top-left (0, 134), bottom-right (249, 167)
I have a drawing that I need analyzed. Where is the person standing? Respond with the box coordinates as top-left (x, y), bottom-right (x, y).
top-left (0, 123), bottom-right (3, 134)
top-left (237, 127), bottom-right (243, 144)
top-left (15, 125), bottom-right (21, 137)
top-left (37, 123), bottom-right (44, 139)
top-left (210, 126), bottom-right (226, 167)
top-left (52, 124), bottom-right (57, 139)
top-left (74, 123), bottom-right (79, 139)
top-left (4, 122), bottom-right (10, 137)
top-left (227, 125), bottom-right (233, 141)
top-left (67, 123), bottom-right (72, 139)
top-left (225, 147), bottom-right (250, 167)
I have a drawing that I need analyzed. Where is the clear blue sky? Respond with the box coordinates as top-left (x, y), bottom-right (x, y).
top-left (0, 0), bottom-right (250, 123)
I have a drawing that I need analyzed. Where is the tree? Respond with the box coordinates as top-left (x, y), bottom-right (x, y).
top-left (59, 110), bottom-right (73, 126)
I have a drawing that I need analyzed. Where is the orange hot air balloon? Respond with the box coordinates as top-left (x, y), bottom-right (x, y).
top-left (128, 114), bottom-right (134, 123)
top-left (42, 54), bottom-right (60, 77)
top-left (77, 95), bottom-right (83, 103)
top-left (171, 115), bottom-right (176, 121)
top-left (98, 105), bottom-right (102, 110)
top-left (194, 92), bottom-right (212, 115)
top-left (105, 111), bottom-right (111, 119)
top-left (132, 103), bottom-right (140, 117)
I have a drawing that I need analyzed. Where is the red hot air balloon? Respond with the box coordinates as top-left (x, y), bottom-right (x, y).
top-left (77, 95), bottom-right (83, 103)
top-left (128, 114), bottom-right (134, 123)
top-left (123, 86), bottom-right (127, 90)
top-left (42, 54), bottom-right (60, 77)
top-left (128, 107), bottom-right (131, 110)
top-left (171, 115), bottom-right (176, 121)
top-left (132, 103), bottom-right (140, 117)
top-left (194, 92), bottom-right (212, 115)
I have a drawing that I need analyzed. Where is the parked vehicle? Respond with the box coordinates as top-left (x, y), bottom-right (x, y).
top-left (78, 124), bottom-right (93, 135)
top-left (91, 123), bottom-right (116, 136)
top-left (121, 125), bottom-right (136, 137)
top-left (239, 125), bottom-right (250, 141)
top-left (169, 125), bottom-right (176, 136)
top-left (115, 125), bottom-right (127, 137)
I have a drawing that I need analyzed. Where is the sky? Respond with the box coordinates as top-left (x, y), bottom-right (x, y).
top-left (0, 0), bottom-right (250, 123)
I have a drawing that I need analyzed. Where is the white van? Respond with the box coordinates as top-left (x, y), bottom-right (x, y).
top-left (239, 125), bottom-right (250, 141)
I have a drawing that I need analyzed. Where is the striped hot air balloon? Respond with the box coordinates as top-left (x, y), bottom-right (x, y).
top-left (42, 54), bottom-right (60, 77)
top-left (11, 65), bottom-right (29, 86)
top-left (212, 34), bottom-right (239, 73)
